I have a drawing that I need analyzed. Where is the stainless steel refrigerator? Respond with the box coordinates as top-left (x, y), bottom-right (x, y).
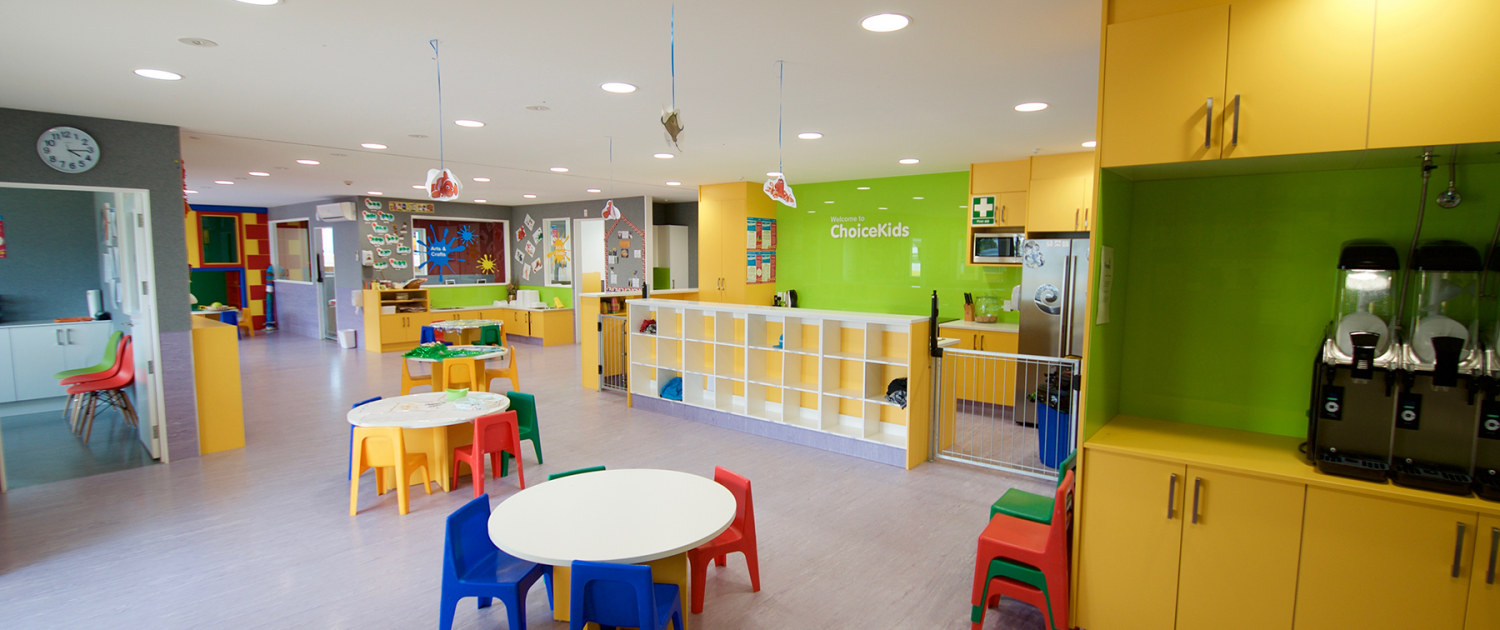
top-left (1018, 238), bottom-right (1090, 358)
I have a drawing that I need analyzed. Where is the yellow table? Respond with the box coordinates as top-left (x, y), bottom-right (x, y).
top-left (347, 392), bottom-right (509, 493)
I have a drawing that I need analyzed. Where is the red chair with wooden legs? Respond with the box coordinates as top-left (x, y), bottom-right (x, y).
top-left (451, 411), bottom-right (526, 497)
top-left (686, 466), bottom-right (760, 614)
top-left (65, 337), bottom-right (139, 442)
top-left (970, 469), bottom-right (1074, 630)
top-left (61, 335), bottom-right (129, 433)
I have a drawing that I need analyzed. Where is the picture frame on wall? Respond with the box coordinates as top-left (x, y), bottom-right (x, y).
top-left (544, 217), bottom-right (571, 287)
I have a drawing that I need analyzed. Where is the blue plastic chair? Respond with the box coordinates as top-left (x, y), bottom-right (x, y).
top-left (220, 309), bottom-right (241, 339)
top-left (348, 396), bottom-right (381, 480)
top-left (441, 495), bottom-right (553, 630)
top-left (569, 560), bottom-right (683, 630)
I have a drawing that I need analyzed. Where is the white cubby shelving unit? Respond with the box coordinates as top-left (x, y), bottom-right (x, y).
top-left (626, 299), bottom-right (928, 455)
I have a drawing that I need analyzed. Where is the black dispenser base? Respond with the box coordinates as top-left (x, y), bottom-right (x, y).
top-left (1475, 469), bottom-right (1500, 502)
top-left (1392, 461), bottom-right (1473, 496)
top-left (1315, 451), bottom-right (1390, 483)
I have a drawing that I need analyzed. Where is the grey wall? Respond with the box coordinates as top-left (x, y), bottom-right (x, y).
top-left (273, 281), bottom-right (319, 339)
top-left (654, 201), bottom-right (699, 288)
top-left (510, 197), bottom-right (650, 290)
top-left (0, 107), bottom-right (197, 459)
top-left (0, 189), bottom-right (100, 321)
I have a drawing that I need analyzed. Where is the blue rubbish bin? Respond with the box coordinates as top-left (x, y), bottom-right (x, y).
top-left (1036, 403), bottom-right (1073, 469)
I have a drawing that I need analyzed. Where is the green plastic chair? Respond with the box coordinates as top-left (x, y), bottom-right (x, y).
top-left (53, 331), bottom-right (123, 379)
top-left (547, 466), bottom-right (605, 481)
top-left (479, 324), bottom-right (501, 346)
top-left (973, 558), bottom-right (1060, 630)
top-left (498, 392), bottom-right (544, 477)
top-left (989, 451), bottom-right (1076, 524)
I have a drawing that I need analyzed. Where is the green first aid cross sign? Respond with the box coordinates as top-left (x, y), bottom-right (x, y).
top-left (971, 196), bottom-right (996, 226)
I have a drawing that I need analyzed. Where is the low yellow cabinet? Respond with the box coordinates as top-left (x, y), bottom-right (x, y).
top-left (1469, 515), bottom-right (1500, 629)
top-left (1077, 449), bottom-right (1305, 630)
top-left (1294, 487), bottom-right (1477, 630)
top-left (937, 326), bottom-right (1017, 406)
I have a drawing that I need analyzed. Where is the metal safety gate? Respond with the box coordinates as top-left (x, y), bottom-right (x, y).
top-left (599, 314), bottom-right (629, 393)
top-left (931, 348), bottom-right (1080, 479)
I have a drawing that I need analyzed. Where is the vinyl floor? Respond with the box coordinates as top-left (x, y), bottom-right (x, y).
top-left (0, 332), bottom-right (1051, 629)
top-left (0, 408), bottom-right (156, 491)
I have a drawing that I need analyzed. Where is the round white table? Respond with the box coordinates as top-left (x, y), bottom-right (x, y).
top-left (405, 346), bottom-right (508, 392)
top-left (348, 392), bottom-right (510, 492)
top-left (428, 319), bottom-right (503, 345)
top-left (488, 468), bottom-right (735, 627)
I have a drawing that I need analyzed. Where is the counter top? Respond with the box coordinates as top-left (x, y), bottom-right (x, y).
top-left (1087, 415), bottom-right (1500, 517)
top-left (0, 319), bottom-right (111, 330)
top-left (628, 298), bottom-right (930, 326)
top-left (191, 316), bottom-right (235, 331)
top-left (580, 288), bottom-right (699, 298)
top-left (937, 319), bottom-right (1019, 333)
top-left (429, 304), bottom-right (572, 313)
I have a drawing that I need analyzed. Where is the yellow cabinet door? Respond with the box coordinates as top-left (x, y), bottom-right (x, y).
top-left (379, 315), bottom-right (408, 345)
top-left (1027, 177), bottom-right (1085, 233)
top-left (1077, 450), bottom-right (1186, 630)
top-left (1100, 4), bottom-right (1229, 168)
top-left (997, 191), bottom-right (1027, 228)
top-left (1175, 466), bottom-right (1305, 630)
top-left (1220, 0), bottom-right (1376, 159)
top-left (1294, 487), bottom-right (1476, 630)
top-left (1468, 515), bottom-right (1500, 629)
top-left (697, 197), bottom-right (725, 302)
top-left (1369, 0), bottom-right (1500, 148)
top-left (970, 159), bottom-right (1029, 195)
top-left (719, 198), bottom-right (749, 304)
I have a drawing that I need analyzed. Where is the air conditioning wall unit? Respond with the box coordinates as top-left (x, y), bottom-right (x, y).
top-left (315, 201), bottom-right (356, 222)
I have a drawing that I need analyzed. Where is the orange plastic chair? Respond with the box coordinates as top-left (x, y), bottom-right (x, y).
top-left (401, 357), bottom-right (433, 395)
top-left (484, 332), bottom-right (520, 393)
top-left (970, 470), bottom-right (1074, 630)
top-left (65, 338), bottom-right (138, 442)
top-left (687, 467), bottom-right (761, 614)
top-left (442, 358), bottom-right (479, 392)
top-left (452, 411), bottom-right (526, 497)
top-left (350, 426), bottom-right (432, 515)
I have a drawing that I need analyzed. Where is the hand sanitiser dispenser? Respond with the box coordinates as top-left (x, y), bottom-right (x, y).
top-left (1308, 241), bottom-right (1403, 481)
top-left (1391, 241), bottom-right (1484, 495)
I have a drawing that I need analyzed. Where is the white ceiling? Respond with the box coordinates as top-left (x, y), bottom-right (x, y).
top-left (0, 0), bottom-right (1101, 208)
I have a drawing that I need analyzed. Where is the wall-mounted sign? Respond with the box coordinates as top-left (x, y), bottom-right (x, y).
top-left (389, 201), bottom-right (435, 214)
top-left (971, 196), bottom-right (996, 226)
top-left (747, 218), bottom-right (777, 250)
top-left (828, 216), bottom-right (910, 239)
top-left (746, 251), bottom-right (775, 284)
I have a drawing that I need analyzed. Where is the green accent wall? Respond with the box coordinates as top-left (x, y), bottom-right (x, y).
top-left (189, 270), bottom-right (230, 307)
top-left (1083, 169), bottom-right (1134, 442)
top-left (1108, 162), bottom-right (1500, 438)
top-left (518, 285), bottom-right (572, 308)
top-left (425, 284), bottom-right (572, 308)
top-left (775, 171), bottom-right (1021, 320)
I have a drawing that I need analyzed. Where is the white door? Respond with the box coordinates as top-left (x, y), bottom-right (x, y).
top-left (120, 192), bottom-right (162, 458)
top-left (572, 218), bottom-right (606, 340)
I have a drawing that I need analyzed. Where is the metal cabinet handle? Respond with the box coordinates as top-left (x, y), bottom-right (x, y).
top-left (1000, 205), bottom-right (1006, 223)
top-left (1075, 208), bottom-right (1080, 230)
top-left (1231, 94), bottom-right (1241, 146)
top-left (1488, 527), bottom-right (1499, 585)
top-left (1205, 97), bottom-right (1214, 148)
top-left (1167, 473), bottom-right (1178, 519)
top-left (1191, 477), bottom-right (1203, 524)
top-left (67, 329), bottom-right (75, 344)
top-left (1453, 522), bottom-right (1467, 579)
top-left (56, 329), bottom-right (64, 345)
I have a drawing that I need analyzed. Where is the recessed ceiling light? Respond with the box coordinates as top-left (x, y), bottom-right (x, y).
top-left (235, 0), bottom-right (281, 5)
top-left (522, 194), bottom-right (537, 199)
top-left (412, 185), bottom-right (425, 189)
top-left (472, 177), bottom-right (490, 182)
top-left (587, 188), bottom-right (602, 193)
top-left (857, 186), bottom-right (870, 190)
top-left (601, 82), bottom-right (637, 93)
top-left (898, 158), bottom-right (920, 165)
top-left (361, 143), bottom-right (388, 150)
top-left (367, 191), bottom-right (383, 196)
top-left (178, 37), bottom-right (217, 48)
top-left (766, 171), bottom-right (783, 177)
top-left (526, 105), bottom-right (550, 111)
top-left (248, 172), bottom-right (270, 177)
top-left (474, 199), bottom-right (487, 203)
top-left (654, 153), bottom-right (675, 159)
top-left (797, 132), bottom-right (823, 140)
top-left (454, 120), bottom-right (485, 128)
top-left (913, 196), bottom-right (924, 200)
top-left (214, 180), bottom-right (234, 185)
top-left (184, 190), bottom-right (198, 194)
top-left (296, 159), bottom-right (319, 165)
top-left (550, 167), bottom-right (569, 172)
top-left (134, 69), bottom-right (182, 81)
top-left (1014, 102), bottom-right (1049, 112)
top-left (1082, 140), bottom-right (1098, 148)
top-left (861, 13), bottom-right (911, 32)
top-left (666, 181), bottom-right (681, 186)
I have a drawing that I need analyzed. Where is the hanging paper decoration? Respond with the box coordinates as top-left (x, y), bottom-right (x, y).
top-left (367, 234), bottom-right (383, 245)
top-left (533, 228), bottom-right (543, 243)
top-left (662, 109), bottom-right (684, 151)
top-left (373, 224), bottom-right (389, 234)
top-left (764, 175), bottom-right (796, 207)
top-left (525, 241), bottom-right (536, 257)
top-left (373, 260), bottom-right (388, 270)
top-left (514, 249), bottom-right (524, 263)
top-left (524, 214), bottom-right (536, 230)
top-left (601, 200), bottom-right (621, 220)
top-left (531, 258), bottom-right (543, 273)
top-left (396, 244), bottom-right (412, 255)
top-left (424, 40), bottom-right (462, 201)
top-left (661, 6), bottom-right (684, 150)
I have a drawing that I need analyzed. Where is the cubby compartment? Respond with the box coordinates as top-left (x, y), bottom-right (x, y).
top-left (714, 344), bottom-right (743, 379)
top-left (714, 310), bottom-right (743, 345)
top-left (782, 317), bottom-right (820, 355)
top-left (821, 357), bottom-right (866, 399)
top-left (682, 309), bottom-right (713, 342)
top-left (714, 377), bottom-right (740, 413)
top-left (656, 338), bottom-right (682, 370)
top-left (628, 304), bottom-right (657, 336)
top-left (629, 364), bottom-right (657, 396)
top-left (747, 383), bottom-right (783, 422)
top-left (863, 363), bottom-right (909, 406)
top-left (654, 305), bottom-right (681, 338)
top-left (746, 314), bottom-right (785, 349)
top-left (683, 340), bottom-right (714, 375)
top-left (782, 390), bottom-right (821, 428)
top-left (629, 333), bottom-right (656, 367)
top-left (748, 348), bottom-right (783, 386)
top-left (783, 352), bottom-right (820, 393)
top-left (682, 372), bottom-right (713, 408)
top-left (865, 323), bottom-right (910, 365)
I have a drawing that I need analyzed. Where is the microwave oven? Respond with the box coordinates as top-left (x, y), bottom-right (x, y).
top-left (972, 231), bottom-right (1024, 264)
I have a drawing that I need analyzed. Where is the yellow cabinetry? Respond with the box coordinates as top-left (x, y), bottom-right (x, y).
top-left (938, 327), bottom-right (1018, 406)
top-left (1076, 450), bottom-right (1188, 630)
top-left (969, 159), bottom-right (1029, 196)
top-left (698, 182), bottom-right (775, 305)
top-left (1468, 515), bottom-right (1500, 629)
top-left (1368, 0), bottom-right (1500, 148)
top-left (1295, 487), bottom-right (1476, 630)
top-left (995, 192), bottom-right (1027, 228)
top-left (1028, 153), bottom-right (1094, 233)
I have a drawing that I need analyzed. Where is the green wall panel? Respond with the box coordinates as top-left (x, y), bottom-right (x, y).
top-left (1115, 163), bottom-right (1500, 437)
top-left (426, 284), bottom-right (572, 309)
top-left (189, 270), bottom-right (230, 307)
top-left (775, 171), bottom-right (1021, 320)
top-left (1084, 170), bottom-right (1134, 442)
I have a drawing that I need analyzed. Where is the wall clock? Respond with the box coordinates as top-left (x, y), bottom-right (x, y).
top-left (36, 126), bottom-right (100, 173)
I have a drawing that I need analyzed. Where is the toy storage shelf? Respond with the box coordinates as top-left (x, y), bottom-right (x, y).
top-left (626, 300), bottom-right (922, 452)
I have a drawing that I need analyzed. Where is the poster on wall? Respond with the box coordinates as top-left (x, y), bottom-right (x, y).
top-left (544, 217), bottom-right (571, 287)
top-left (0, 216), bottom-right (6, 259)
top-left (389, 201), bottom-right (435, 214)
top-left (746, 251), bottom-right (775, 284)
top-left (746, 218), bottom-right (777, 250)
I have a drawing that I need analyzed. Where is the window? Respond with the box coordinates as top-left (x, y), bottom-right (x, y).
top-left (198, 214), bottom-right (241, 266)
top-left (411, 217), bottom-right (509, 283)
top-left (271, 219), bottom-right (312, 282)
top-left (319, 228), bottom-right (335, 273)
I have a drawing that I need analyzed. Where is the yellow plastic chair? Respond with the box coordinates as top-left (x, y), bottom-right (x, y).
top-left (484, 332), bottom-right (520, 393)
top-left (443, 358), bottom-right (480, 392)
top-left (350, 426), bottom-right (432, 515)
top-left (401, 357), bottom-right (433, 395)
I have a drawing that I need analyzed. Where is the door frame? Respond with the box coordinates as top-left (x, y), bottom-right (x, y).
top-left (571, 217), bottom-right (605, 342)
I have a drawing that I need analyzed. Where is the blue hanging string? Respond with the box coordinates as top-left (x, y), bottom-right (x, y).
top-left (671, 6), bottom-right (677, 110)
top-left (777, 60), bottom-right (784, 175)
top-left (430, 39), bottom-right (444, 172)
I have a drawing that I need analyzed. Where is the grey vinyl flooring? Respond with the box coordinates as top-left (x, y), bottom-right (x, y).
top-left (0, 409), bottom-right (156, 490)
top-left (0, 332), bottom-right (1050, 629)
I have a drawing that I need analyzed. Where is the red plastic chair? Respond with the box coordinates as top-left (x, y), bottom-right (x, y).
top-left (61, 334), bottom-right (128, 427)
top-left (65, 338), bottom-right (138, 443)
top-left (686, 466), bottom-right (761, 614)
top-left (970, 470), bottom-right (1074, 630)
top-left (451, 411), bottom-right (526, 497)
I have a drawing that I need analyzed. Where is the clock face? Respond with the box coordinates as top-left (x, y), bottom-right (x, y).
top-left (37, 126), bottom-right (99, 173)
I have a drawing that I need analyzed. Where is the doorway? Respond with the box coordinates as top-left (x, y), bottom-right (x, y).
top-left (572, 217), bottom-right (605, 340)
top-left (316, 227), bottom-right (337, 340)
top-left (0, 184), bottom-right (164, 490)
